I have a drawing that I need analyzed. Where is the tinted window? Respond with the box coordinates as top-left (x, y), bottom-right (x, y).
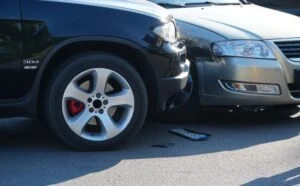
top-left (249, 0), bottom-right (300, 15)
top-left (249, 0), bottom-right (300, 9)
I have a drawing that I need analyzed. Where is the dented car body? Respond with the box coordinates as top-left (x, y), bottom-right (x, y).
top-left (153, 0), bottom-right (300, 107)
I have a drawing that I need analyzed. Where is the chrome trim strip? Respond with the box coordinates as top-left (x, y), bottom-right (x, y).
top-left (272, 38), bottom-right (300, 42)
top-left (290, 57), bottom-right (300, 62)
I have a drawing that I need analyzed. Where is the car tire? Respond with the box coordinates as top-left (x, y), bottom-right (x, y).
top-left (44, 52), bottom-right (147, 150)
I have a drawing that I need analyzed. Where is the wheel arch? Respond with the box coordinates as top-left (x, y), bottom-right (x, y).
top-left (34, 36), bottom-right (159, 118)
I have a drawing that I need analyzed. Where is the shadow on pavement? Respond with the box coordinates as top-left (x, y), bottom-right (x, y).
top-left (0, 107), bottom-right (299, 185)
top-left (243, 167), bottom-right (300, 186)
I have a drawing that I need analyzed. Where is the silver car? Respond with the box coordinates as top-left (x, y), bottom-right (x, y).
top-left (150, 0), bottom-right (300, 117)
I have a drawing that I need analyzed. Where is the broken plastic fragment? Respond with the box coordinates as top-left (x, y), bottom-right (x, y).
top-left (169, 128), bottom-right (211, 141)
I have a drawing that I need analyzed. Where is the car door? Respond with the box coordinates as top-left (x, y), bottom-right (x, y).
top-left (0, 0), bottom-right (22, 99)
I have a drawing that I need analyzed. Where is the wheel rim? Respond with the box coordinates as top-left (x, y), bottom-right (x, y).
top-left (62, 68), bottom-right (135, 141)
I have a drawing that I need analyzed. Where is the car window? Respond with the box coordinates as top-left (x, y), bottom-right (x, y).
top-left (249, 0), bottom-right (300, 16)
top-left (249, 0), bottom-right (300, 9)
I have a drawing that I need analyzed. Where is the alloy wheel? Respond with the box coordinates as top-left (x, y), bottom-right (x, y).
top-left (62, 68), bottom-right (135, 141)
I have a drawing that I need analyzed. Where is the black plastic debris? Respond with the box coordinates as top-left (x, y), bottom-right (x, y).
top-left (151, 143), bottom-right (175, 148)
top-left (169, 128), bottom-right (211, 141)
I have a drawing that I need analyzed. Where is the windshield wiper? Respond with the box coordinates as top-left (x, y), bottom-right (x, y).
top-left (184, 1), bottom-right (241, 7)
top-left (156, 3), bottom-right (185, 8)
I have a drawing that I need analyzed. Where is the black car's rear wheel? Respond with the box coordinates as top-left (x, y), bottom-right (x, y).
top-left (44, 52), bottom-right (147, 150)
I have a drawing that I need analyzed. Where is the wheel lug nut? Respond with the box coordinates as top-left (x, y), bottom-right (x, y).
top-left (103, 100), bottom-right (108, 105)
top-left (99, 109), bottom-right (104, 114)
top-left (96, 93), bottom-right (101, 98)
top-left (87, 98), bottom-right (92, 103)
top-left (89, 108), bottom-right (94, 113)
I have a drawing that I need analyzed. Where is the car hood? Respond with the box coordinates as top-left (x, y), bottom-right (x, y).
top-left (47, 0), bottom-right (169, 19)
top-left (169, 4), bottom-right (300, 40)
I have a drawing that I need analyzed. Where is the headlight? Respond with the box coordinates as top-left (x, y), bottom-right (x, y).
top-left (153, 22), bottom-right (177, 43)
top-left (212, 40), bottom-right (275, 59)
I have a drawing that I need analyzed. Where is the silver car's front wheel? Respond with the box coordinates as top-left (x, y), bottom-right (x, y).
top-left (62, 68), bottom-right (135, 141)
top-left (45, 52), bottom-right (147, 150)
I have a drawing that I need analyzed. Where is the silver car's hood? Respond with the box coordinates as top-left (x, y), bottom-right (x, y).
top-left (170, 4), bottom-right (300, 40)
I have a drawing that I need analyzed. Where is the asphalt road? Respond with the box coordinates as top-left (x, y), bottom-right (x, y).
top-left (0, 108), bottom-right (299, 186)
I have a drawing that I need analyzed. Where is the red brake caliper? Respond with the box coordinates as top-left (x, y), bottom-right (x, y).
top-left (67, 100), bottom-right (85, 116)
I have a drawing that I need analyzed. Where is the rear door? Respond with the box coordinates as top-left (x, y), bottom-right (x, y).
top-left (0, 0), bottom-right (22, 99)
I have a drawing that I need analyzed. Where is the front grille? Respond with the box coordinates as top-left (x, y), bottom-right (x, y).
top-left (274, 40), bottom-right (300, 61)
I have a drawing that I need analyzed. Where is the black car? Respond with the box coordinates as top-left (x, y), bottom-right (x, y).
top-left (0, 0), bottom-right (190, 150)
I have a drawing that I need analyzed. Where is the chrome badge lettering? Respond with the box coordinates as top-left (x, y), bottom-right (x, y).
top-left (23, 59), bottom-right (40, 70)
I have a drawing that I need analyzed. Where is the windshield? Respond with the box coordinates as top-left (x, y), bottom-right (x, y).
top-left (149, 0), bottom-right (247, 7)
